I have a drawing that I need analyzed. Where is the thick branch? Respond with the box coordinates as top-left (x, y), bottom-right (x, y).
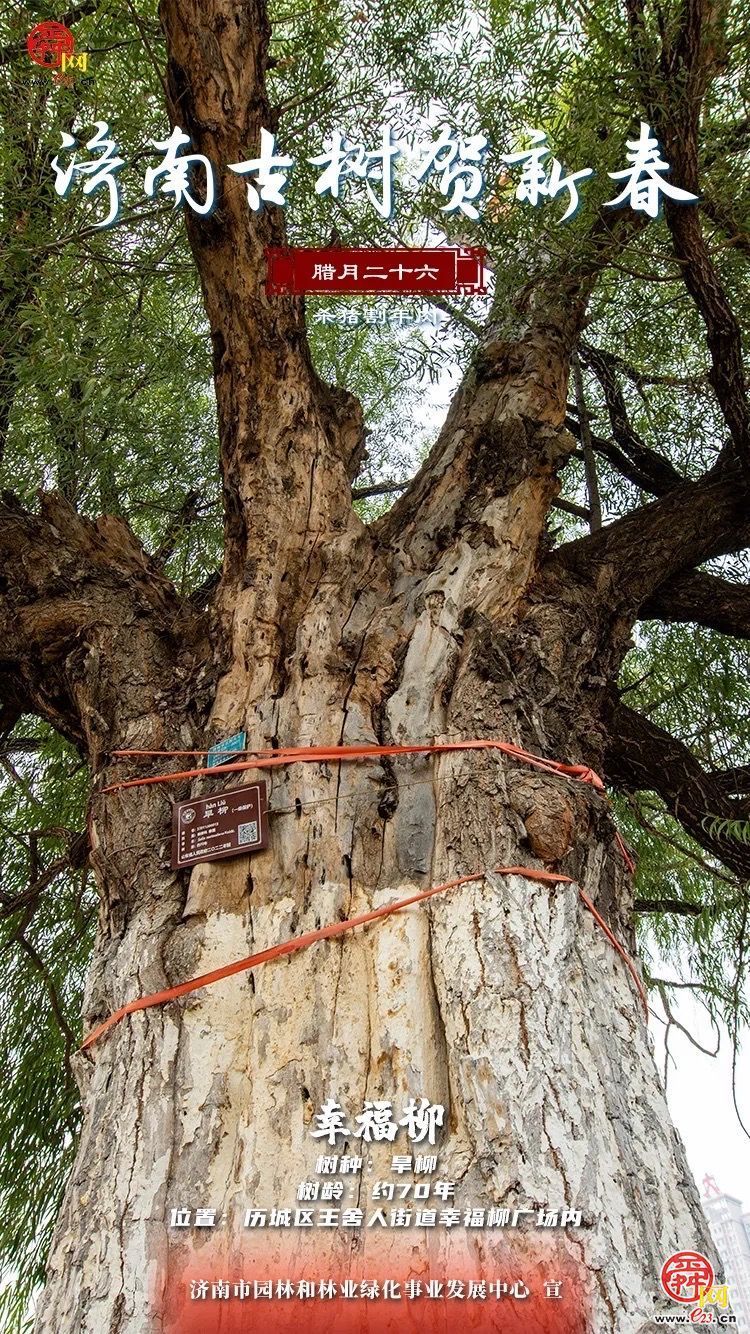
top-left (157, 0), bottom-right (364, 629)
top-left (579, 343), bottom-right (685, 493)
top-left (550, 448), bottom-right (750, 614)
top-left (642, 570), bottom-right (750, 637)
top-left (352, 480), bottom-right (409, 501)
top-left (354, 477), bottom-right (590, 522)
top-left (0, 491), bottom-right (208, 761)
top-left (564, 409), bottom-right (677, 496)
top-left (605, 697), bottom-right (750, 879)
top-left (708, 765), bottom-right (750, 797)
top-left (664, 196), bottom-right (750, 467)
top-left (553, 497), bottom-right (591, 521)
top-left (579, 340), bottom-right (708, 392)
top-left (637, 0), bottom-right (750, 468)
top-left (376, 209), bottom-right (647, 564)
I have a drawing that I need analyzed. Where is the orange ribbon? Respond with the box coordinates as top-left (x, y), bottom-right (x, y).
top-left (81, 864), bottom-right (647, 1051)
top-left (104, 739), bottom-right (606, 794)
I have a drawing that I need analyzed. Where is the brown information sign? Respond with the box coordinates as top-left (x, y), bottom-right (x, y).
top-left (171, 783), bottom-right (269, 870)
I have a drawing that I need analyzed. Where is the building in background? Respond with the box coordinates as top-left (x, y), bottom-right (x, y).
top-left (702, 1175), bottom-right (750, 1331)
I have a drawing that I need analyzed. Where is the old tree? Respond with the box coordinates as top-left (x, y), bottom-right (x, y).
top-left (1, 0), bottom-right (750, 1329)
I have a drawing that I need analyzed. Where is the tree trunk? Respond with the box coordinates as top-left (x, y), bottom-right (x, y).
top-left (32, 361), bottom-right (714, 1334)
top-left (20, 3), bottom-right (731, 1331)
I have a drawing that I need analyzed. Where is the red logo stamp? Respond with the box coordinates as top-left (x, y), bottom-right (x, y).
top-left (661, 1252), bottom-right (714, 1305)
top-left (26, 21), bottom-right (75, 69)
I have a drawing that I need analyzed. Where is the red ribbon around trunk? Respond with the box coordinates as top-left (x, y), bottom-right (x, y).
top-left (80, 738), bottom-right (644, 1051)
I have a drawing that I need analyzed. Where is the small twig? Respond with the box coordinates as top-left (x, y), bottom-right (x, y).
top-left (153, 489), bottom-right (202, 565)
top-left (730, 896), bottom-right (750, 1141)
top-left (352, 479), bottom-right (409, 500)
top-left (656, 980), bottom-right (720, 1058)
top-left (634, 897), bottom-right (703, 916)
top-left (620, 667), bottom-right (656, 696)
top-left (0, 738), bottom-right (44, 756)
top-left (0, 757), bottom-right (47, 813)
top-left (663, 1016), bottom-right (674, 1088)
top-left (28, 206), bottom-right (167, 256)
top-left (649, 976), bottom-right (726, 998)
top-left (623, 794), bottom-right (737, 885)
top-left (0, 832), bottom-right (89, 921)
top-left (572, 350), bottom-right (602, 531)
top-left (188, 569), bottom-right (221, 608)
top-left (14, 931), bottom-right (77, 1076)
top-left (123, 0), bottom-right (169, 103)
top-left (279, 78), bottom-right (335, 116)
top-left (553, 497), bottom-right (591, 521)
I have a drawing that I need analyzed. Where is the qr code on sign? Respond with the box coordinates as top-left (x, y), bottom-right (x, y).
top-left (238, 821), bottom-right (259, 846)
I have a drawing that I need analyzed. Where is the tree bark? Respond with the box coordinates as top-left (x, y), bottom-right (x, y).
top-left (30, 342), bottom-right (716, 1334)
top-left (32, 518), bottom-right (715, 1334)
top-left (18, 2), bottom-right (734, 1331)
